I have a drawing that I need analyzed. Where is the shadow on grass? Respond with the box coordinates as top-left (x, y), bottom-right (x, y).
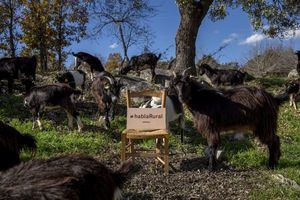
top-left (179, 156), bottom-right (231, 172)
top-left (0, 94), bottom-right (31, 120)
top-left (277, 158), bottom-right (300, 169)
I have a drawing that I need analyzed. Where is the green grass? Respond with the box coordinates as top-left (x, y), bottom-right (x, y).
top-left (1, 76), bottom-right (300, 199)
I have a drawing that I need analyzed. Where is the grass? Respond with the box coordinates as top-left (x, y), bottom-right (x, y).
top-left (0, 76), bottom-right (300, 199)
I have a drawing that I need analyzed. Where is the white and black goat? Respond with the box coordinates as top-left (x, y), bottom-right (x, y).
top-left (0, 155), bottom-right (139, 200)
top-left (171, 68), bottom-right (288, 170)
top-left (72, 52), bottom-right (105, 80)
top-left (91, 71), bottom-right (123, 129)
top-left (24, 84), bottom-right (83, 132)
top-left (56, 69), bottom-right (87, 101)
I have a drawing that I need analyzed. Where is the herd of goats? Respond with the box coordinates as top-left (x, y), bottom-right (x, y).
top-left (0, 50), bottom-right (300, 199)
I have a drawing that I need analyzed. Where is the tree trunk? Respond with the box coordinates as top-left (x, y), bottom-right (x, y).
top-left (175, 0), bottom-right (213, 73)
top-left (8, 0), bottom-right (16, 57)
top-left (118, 24), bottom-right (129, 66)
top-left (57, 2), bottom-right (64, 70)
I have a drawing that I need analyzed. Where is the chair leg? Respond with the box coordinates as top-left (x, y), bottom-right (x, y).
top-left (121, 134), bottom-right (126, 161)
top-left (156, 138), bottom-right (162, 166)
top-left (164, 137), bottom-right (169, 174)
top-left (129, 139), bottom-right (134, 153)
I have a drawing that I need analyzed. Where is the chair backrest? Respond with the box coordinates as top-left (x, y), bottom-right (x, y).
top-left (126, 89), bottom-right (167, 130)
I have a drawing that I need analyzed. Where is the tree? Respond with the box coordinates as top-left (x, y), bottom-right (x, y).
top-left (20, 0), bottom-right (54, 71)
top-left (51, 0), bottom-right (89, 70)
top-left (0, 0), bottom-right (22, 57)
top-left (105, 52), bottom-right (122, 72)
top-left (243, 43), bottom-right (296, 76)
top-left (91, 0), bottom-right (155, 63)
top-left (175, 0), bottom-right (300, 73)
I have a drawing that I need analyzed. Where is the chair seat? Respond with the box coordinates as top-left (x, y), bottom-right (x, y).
top-left (123, 129), bottom-right (168, 139)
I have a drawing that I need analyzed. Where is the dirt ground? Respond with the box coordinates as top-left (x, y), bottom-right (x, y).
top-left (101, 152), bottom-right (262, 200)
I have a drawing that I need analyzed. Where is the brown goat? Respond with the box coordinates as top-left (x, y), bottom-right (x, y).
top-left (0, 154), bottom-right (138, 200)
top-left (0, 121), bottom-right (36, 171)
top-left (171, 70), bottom-right (288, 170)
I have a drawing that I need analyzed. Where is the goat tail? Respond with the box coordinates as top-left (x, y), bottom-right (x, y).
top-left (112, 161), bottom-right (141, 187)
top-left (274, 92), bottom-right (289, 105)
top-left (71, 52), bottom-right (76, 56)
top-left (20, 134), bottom-right (37, 152)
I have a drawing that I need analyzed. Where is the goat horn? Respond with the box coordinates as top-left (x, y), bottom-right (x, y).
top-left (103, 75), bottom-right (115, 85)
top-left (182, 67), bottom-right (192, 77)
top-left (172, 71), bottom-right (177, 78)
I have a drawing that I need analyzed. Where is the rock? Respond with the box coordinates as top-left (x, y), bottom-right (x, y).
top-left (272, 174), bottom-right (300, 191)
top-left (288, 69), bottom-right (299, 79)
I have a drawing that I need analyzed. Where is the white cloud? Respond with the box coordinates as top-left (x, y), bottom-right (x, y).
top-left (239, 33), bottom-right (266, 45)
top-left (109, 43), bottom-right (118, 49)
top-left (222, 33), bottom-right (238, 44)
top-left (283, 29), bottom-right (300, 39)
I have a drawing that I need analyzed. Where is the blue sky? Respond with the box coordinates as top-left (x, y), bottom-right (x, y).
top-left (66, 0), bottom-right (300, 67)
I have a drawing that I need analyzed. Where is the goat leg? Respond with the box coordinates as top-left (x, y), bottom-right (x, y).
top-left (75, 115), bottom-right (83, 132)
top-left (7, 78), bottom-right (13, 94)
top-left (207, 133), bottom-right (220, 171)
top-left (292, 95), bottom-right (298, 110)
top-left (207, 144), bottom-right (216, 171)
top-left (104, 104), bottom-right (110, 130)
top-left (32, 116), bottom-right (36, 130)
top-left (66, 112), bottom-right (73, 131)
top-left (36, 119), bottom-right (43, 130)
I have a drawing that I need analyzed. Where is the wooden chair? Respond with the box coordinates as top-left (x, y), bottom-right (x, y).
top-left (121, 89), bottom-right (169, 174)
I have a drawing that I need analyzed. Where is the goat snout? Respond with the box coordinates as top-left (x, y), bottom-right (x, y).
top-left (24, 99), bottom-right (29, 107)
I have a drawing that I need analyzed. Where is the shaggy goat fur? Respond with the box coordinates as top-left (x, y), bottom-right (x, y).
top-left (171, 73), bottom-right (287, 170)
top-left (0, 155), bottom-right (137, 200)
top-left (0, 121), bottom-right (36, 171)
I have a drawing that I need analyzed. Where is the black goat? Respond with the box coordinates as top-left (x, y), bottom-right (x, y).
top-left (285, 79), bottom-right (300, 110)
top-left (120, 53), bottom-right (161, 82)
top-left (296, 50), bottom-right (300, 75)
top-left (198, 63), bottom-right (246, 86)
top-left (0, 56), bottom-right (36, 93)
top-left (24, 84), bottom-right (83, 132)
top-left (72, 52), bottom-right (105, 79)
top-left (0, 154), bottom-right (138, 200)
top-left (171, 69), bottom-right (288, 170)
top-left (0, 121), bottom-right (36, 171)
top-left (91, 71), bottom-right (123, 129)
